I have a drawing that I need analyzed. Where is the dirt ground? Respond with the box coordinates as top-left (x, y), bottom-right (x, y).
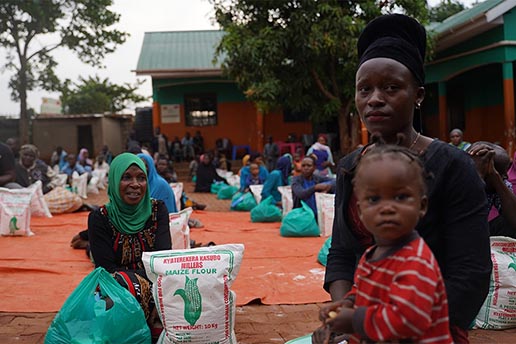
top-left (1, 165), bottom-right (516, 343)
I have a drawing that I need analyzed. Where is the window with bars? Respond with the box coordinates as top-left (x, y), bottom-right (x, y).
top-left (184, 94), bottom-right (218, 127)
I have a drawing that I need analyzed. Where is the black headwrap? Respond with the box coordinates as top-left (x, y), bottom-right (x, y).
top-left (357, 14), bottom-right (427, 85)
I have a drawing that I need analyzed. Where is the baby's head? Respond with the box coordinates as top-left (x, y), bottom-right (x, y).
top-left (249, 163), bottom-right (260, 177)
top-left (352, 144), bottom-right (428, 244)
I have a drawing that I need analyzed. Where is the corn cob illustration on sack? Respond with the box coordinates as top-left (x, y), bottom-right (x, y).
top-left (143, 244), bottom-right (244, 344)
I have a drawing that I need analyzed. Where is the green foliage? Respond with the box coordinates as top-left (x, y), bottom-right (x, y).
top-left (429, 0), bottom-right (466, 23)
top-left (212, 0), bottom-right (428, 152)
top-left (0, 0), bottom-right (128, 142)
top-left (60, 76), bottom-right (148, 114)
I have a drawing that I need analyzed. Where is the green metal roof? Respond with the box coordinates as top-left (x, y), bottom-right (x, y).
top-left (135, 30), bottom-right (225, 72)
top-left (431, 0), bottom-right (504, 35)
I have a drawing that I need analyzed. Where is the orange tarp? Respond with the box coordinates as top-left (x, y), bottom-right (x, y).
top-left (0, 211), bottom-right (331, 313)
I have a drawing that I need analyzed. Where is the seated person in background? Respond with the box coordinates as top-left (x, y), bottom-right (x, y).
top-left (261, 155), bottom-right (292, 206)
top-left (189, 155), bottom-right (199, 180)
top-left (0, 141), bottom-right (22, 189)
top-left (78, 148), bottom-right (93, 173)
top-left (241, 162), bottom-right (265, 193)
top-left (170, 136), bottom-right (182, 162)
top-left (61, 153), bottom-right (89, 185)
top-left (240, 153), bottom-right (269, 191)
top-left (449, 128), bottom-right (471, 151)
top-left (291, 155), bottom-right (335, 218)
top-left (314, 144), bottom-right (452, 344)
top-left (307, 134), bottom-right (335, 177)
top-left (138, 153), bottom-right (177, 213)
top-left (88, 153), bottom-right (171, 335)
top-left (93, 154), bottom-right (110, 174)
top-left (16, 144), bottom-right (84, 214)
top-left (50, 146), bottom-right (68, 171)
top-left (216, 153), bottom-right (231, 172)
top-left (195, 153), bottom-right (227, 193)
top-left (181, 132), bottom-right (195, 161)
top-left (15, 144), bottom-right (59, 194)
top-left (6, 137), bottom-right (20, 160)
top-left (292, 150), bottom-right (303, 177)
top-left (100, 145), bottom-right (113, 165)
top-left (156, 155), bottom-right (177, 183)
top-left (469, 141), bottom-right (516, 237)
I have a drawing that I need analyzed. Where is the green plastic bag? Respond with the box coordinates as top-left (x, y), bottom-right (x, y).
top-left (210, 181), bottom-right (224, 194)
top-left (217, 184), bottom-right (238, 200)
top-left (317, 237), bottom-right (332, 266)
top-left (230, 191), bottom-right (257, 211)
top-left (251, 196), bottom-right (282, 222)
top-left (45, 267), bottom-right (151, 344)
top-left (280, 201), bottom-right (320, 237)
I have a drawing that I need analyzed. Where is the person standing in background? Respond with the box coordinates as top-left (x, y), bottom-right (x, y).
top-left (263, 136), bottom-right (280, 172)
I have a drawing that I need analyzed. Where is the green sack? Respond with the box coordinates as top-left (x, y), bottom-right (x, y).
top-left (45, 267), bottom-right (150, 344)
top-left (280, 201), bottom-right (320, 237)
top-left (217, 184), bottom-right (238, 200)
top-left (251, 196), bottom-right (282, 222)
top-left (317, 237), bottom-right (332, 266)
top-left (210, 181), bottom-right (224, 194)
top-left (230, 191), bottom-right (257, 211)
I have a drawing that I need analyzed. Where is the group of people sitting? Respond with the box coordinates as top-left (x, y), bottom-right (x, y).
top-left (193, 148), bottom-right (337, 219)
top-left (0, 141), bottom-right (115, 214)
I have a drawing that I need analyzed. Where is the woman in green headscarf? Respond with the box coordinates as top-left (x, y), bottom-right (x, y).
top-left (88, 153), bottom-right (171, 327)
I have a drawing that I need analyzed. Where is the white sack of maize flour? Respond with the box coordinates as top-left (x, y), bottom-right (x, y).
top-left (169, 182), bottom-right (183, 214)
top-left (143, 244), bottom-right (244, 344)
top-left (315, 192), bottom-right (335, 237)
top-left (278, 186), bottom-right (293, 217)
top-left (475, 236), bottom-right (516, 329)
top-left (0, 187), bottom-right (33, 236)
top-left (168, 207), bottom-right (192, 250)
top-left (249, 184), bottom-right (263, 205)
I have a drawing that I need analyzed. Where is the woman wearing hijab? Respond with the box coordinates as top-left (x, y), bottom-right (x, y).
top-left (194, 153), bottom-right (227, 192)
top-left (78, 148), bottom-right (93, 173)
top-left (321, 14), bottom-right (491, 343)
top-left (260, 154), bottom-right (292, 205)
top-left (137, 153), bottom-right (177, 213)
top-left (88, 153), bottom-right (171, 332)
top-left (306, 134), bottom-right (335, 176)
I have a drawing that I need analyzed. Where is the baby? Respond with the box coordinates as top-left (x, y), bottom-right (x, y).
top-left (314, 144), bottom-right (452, 344)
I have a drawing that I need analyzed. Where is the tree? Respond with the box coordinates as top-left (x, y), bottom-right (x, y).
top-left (60, 76), bottom-right (148, 114)
top-left (429, 0), bottom-right (465, 23)
top-left (213, 0), bottom-right (428, 153)
top-left (0, 0), bottom-right (128, 143)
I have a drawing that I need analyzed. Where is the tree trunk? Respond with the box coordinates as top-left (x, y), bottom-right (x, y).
top-left (338, 101), bottom-right (352, 154)
top-left (18, 63), bottom-right (30, 144)
top-left (351, 113), bottom-right (361, 149)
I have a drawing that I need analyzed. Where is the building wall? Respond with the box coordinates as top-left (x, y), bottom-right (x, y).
top-left (424, 63), bottom-right (508, 144)
top-left (33, 116), bottom-right (131, 162)
top-left (100, 117), bottom-right (133, 156)
top-left (153, 77), bottom-right (312, 154)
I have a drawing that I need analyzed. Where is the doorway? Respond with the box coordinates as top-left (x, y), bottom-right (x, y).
top-left (77, 125), bottom-right (94, 155)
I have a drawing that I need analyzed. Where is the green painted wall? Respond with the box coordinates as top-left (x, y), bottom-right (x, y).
top-left (449, 63), bottom-right (503, 110)
top-left (152, 77), bottom-right (246, 103)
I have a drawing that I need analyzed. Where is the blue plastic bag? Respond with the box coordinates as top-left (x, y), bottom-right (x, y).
top-left (250, 196), bottom-right (282, 222)
top-left (317, 237), bottom-right (332, 266)
top-left (45, 267), bottom-right (151, 344)
top-left (217, 184), bottom-right (238, 200)
top-left (230, 191), bottom-right (257, 211)
top-left (280, 201), bottom-right (320, 237)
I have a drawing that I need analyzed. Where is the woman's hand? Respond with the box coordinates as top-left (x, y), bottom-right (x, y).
top-left (319, 299), bottom-right (353, 322)
top-left (469, 143), bottom-right (496, 180)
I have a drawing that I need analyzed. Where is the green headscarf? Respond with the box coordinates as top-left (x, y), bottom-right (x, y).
top-left (105, 153), bottom-right (151, 235)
